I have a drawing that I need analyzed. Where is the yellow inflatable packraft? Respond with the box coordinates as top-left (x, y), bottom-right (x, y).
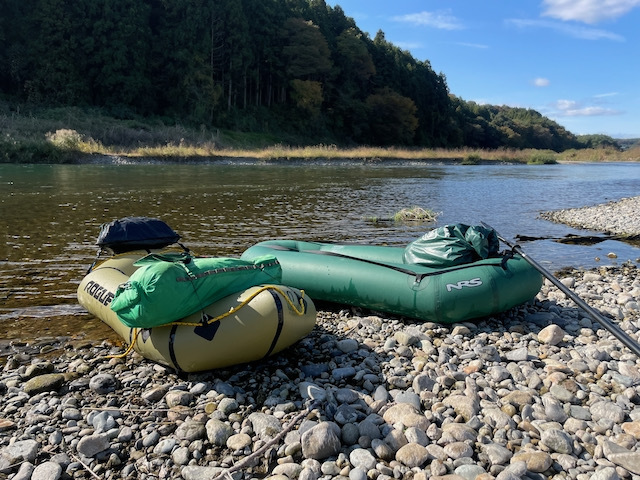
top-left (77, 252), bottom-right (317, 372)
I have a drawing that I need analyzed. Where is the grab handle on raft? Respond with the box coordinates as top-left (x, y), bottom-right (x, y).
top-left (482, 222), bottom-right (640, 359)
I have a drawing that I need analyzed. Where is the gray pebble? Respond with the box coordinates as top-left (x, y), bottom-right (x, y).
top-left (142, 430), bottom-right (161, 448)
top-left (11, 462), bottom-right (34, 480)
top-left (349, 448), bottom-right (376, 470)
top-left (89, 373), bottom-right (117, 394)
top-left (541, 428), bottom-right (574, 454)
top-left (76, 433), bottom-right (111, 457)
top-left (205, 419), bottom-right (233, 446)
top-left (31, 462), bottom-right (62, 480)
top-left (301, 422), bottom-right (341, 460)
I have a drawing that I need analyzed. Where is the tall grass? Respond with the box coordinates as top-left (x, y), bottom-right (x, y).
top-left (392, 207), bottom-right (440, 223)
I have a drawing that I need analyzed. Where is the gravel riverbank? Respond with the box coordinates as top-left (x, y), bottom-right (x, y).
top-left (540, 196), bottom-right (640, 237)
top-left (2, 200), bottom-right (640, 480)
top-left (2, 268), bottom-right (639, 480)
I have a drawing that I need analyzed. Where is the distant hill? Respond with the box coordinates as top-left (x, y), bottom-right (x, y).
top-left (616, 138), bottom-right (640, 150)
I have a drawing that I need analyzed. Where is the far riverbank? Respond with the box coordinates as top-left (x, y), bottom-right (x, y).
top-left (2, 105), bottom-right (639, 165)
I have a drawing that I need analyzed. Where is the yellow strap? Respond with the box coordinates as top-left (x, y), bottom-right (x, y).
top-left (107, 286), bottom-right (306, 359)
top-left (110, 328), bottom-right (143, 358)
top-left (168, 285), bottom-right (306, 327)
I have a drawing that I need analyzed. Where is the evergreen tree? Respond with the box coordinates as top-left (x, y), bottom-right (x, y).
top-left (365, 87), bottom-right (418, 145)
top-left (86, 0), bottom-right (153, 113)
top-left (282, 18), bottom-right (332, 80)
top-left (25, 0), bottom-right (90, 104)
top-left (243, 0), bottom-right (289, 107)
top-left (0, 0), bottom-right (30, 96)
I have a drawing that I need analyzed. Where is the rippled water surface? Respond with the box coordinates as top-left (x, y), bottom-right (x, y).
top-left (1, 161), bottom-right (639, 344)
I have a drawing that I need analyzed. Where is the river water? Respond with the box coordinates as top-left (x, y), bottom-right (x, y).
top-left (1, 160), bottom-right (639, 345)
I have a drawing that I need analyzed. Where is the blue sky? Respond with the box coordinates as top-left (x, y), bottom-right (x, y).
top-left (326, 0), bottom-right (640, 139)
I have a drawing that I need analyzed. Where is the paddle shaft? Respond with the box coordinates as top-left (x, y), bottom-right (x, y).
top-left (482, 223), bottom-right (640, 358)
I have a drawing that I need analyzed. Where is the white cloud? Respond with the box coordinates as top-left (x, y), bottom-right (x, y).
top-left (542, 0), bottom-right (640, 24)
top-left (553, 99), bottom-right (622, 116)
top-left (556, 99), bottom-right (578, 110)
top-left (455, 42), bottom-right (489, 49)
top-left (392, 10), bottom-right (464, 30)
top-left (506, 18), bottom-right (624, 41)
top-left (533, 78), bottom-right (550, 87)
top-left (594, 92), bottom-right (619, 98)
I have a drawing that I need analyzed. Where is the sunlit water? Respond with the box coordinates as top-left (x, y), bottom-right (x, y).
top-left (1, 160), bottom-right (639, 345)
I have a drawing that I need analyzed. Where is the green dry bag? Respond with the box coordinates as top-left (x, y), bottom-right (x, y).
top-left (110, 252), bottom-right (281, 328)
top-left (403, 224), bottom-right (499, 267)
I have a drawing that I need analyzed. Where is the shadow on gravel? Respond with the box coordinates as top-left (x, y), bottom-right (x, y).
top-left (175, 303), bottom-right (394, 410)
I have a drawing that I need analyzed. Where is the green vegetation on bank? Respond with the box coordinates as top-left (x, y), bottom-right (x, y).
top-left (1, 0), bottom-right (634, 152)
top-left (392, 207), bottom-right (440, 223)
top-left (1, 106), bottom-right (639, 164)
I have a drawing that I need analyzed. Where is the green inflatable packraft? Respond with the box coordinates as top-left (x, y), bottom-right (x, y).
top-left (240, 224), bottom-right (543, 324)
top-left (110, 252), bottom-right (281, 328)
